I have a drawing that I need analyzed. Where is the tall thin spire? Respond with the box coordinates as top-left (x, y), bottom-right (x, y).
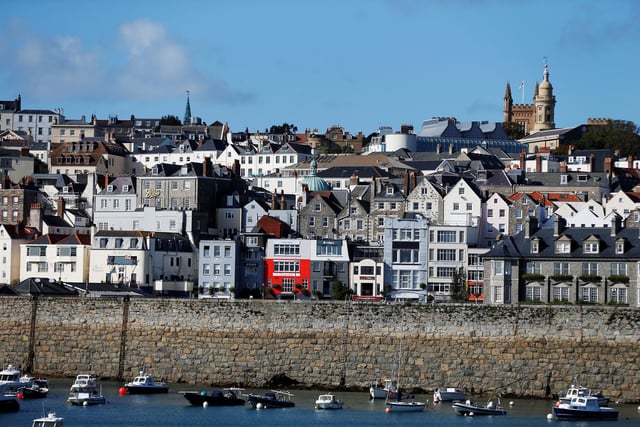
top-left (183, 90), bottom-right (192, 125)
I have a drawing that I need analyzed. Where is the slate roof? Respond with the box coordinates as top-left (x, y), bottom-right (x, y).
top-left (12, 278), bottom-right (79, 296)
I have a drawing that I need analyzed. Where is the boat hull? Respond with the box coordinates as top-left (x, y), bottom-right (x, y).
top-left (67, 396), bottom-right (106, 405)
top-left (385, 401), bottom-right (426, 412)
top-left (0, 397), bottom-right (19, 413)
top-left (434, 389), bottom-right (466, 402)
top-left (553, 407), bottom-right (619, 420)
top-left (20, 387), bottom-right (48, 399)
top-left (182, 392), bottom-right (245, 406)
top-left (125, 385), bottom-right (168, 394)
top-left (315, 402), bottom-right (343, 410)
top-left (452, 402), bottom-right (507, 416)
top-left (247, 394), bottom-right (295, 409)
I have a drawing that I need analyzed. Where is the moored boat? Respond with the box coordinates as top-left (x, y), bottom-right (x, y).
top-left (385, 399), bottom-right (427, 412)
top-left (452, 398), bottom-right (507, 416)
top-left (315, 393), bottom-right (343, 410)
top-left (553, 395), bottom-right (618, 420)
top-left (0, 363), bottom-right (33, 394)
top-left (559, 384), bottom-right (609, 407)
top-left (32, 411), bottom-right (64, 427)
top-left (247, 390), bottom-right (295, 409)
top-left (433, 387), bottom-right (466, 403)
top-left (20, 377), bottom-right (49, 399)
top-left (0, 383), bottom-right (20, 413)
top-left (369, 378), bottom-right (414, 400)
top-left (123, 370), bottom-right (168, 394)
top-left (67, 374), bottom-right (105, 406)
top-left (180, 387), bottom-right (245, 406)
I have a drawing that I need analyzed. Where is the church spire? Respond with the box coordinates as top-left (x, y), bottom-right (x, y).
top-left (183, 90), bottom-right (192, 125)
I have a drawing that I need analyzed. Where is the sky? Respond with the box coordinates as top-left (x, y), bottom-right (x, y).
top-left (2, 0), bottom-right (639, 136)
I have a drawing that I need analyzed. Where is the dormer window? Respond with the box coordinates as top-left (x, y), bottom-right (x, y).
top-left (555, 241), bottom-right (571, 254)
top-left (386, 187), bottom-right (393, 195)
top-left (531, 239), bottom-right (539, 254)
top-left (122, 185), bottom-right (129, 192)
top-left (578, 175), bottom-right (588, 182)
top-left (560, 175), bottom-right (568, 184)
top-left (616, 240), bottom-right (625, 255)
top-left (584, 242), bottom-right (599, 254)
top-left (151, 166), bottom-right (158, 175)
top-left (107, 185), bottom-right (114, 192)
top-left (62, 186), bottom-right (69, 193)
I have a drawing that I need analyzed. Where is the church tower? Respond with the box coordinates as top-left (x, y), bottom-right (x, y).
top-left (532, 63), bottom-right (556, 132)
top-left (183, 91), bottom-right (192, 125)
top-left (503, 82), bottom-right (513, 123)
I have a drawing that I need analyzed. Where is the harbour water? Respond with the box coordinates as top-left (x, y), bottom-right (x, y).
top-left (3, 378), bottom-right (639, 426)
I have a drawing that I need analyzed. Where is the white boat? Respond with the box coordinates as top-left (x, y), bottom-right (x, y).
top-left (0, 383), bottom-right (20, 413)
top-left (433, 387), bottom-right (466, 403)
top-left (315, 393), bottom-right (343, 410)
top-left (0, 364), bottom-right (33, 394)
top-left (559, 384), bottom-right (609, 406)
top-left (67, 374), bottom-right (106, 405)
top-left (553, 396), bottom-right (618, 420)
top-left (452, 398), bottom-right (507, 416)
top-left (123, 370), bottom-right (168, 394)
top-left (32, 411), bottom-right (64, 427)
top-left (370, 378), bottom-right (409, 399)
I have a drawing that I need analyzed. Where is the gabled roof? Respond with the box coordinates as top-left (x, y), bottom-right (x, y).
top-left (12, 278), bottom-right (79, 296)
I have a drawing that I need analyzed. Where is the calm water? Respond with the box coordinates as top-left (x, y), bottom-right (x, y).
top-left (3, 379), bottom-right (639, 426)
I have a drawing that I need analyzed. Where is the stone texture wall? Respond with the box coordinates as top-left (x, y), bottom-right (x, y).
top-left (1, 297), bottom-right (638, 402)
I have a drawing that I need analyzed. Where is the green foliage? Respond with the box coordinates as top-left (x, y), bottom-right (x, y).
top-left (269, 123), bottom-right (298, 134)
top-left (331, 280), bottom-right (353, 301)
top-left (451, 267), bottom-right (467, 301)
top-left (573, 120), bottom-right (640, 156)
top-left (160, 115), bottom-right (182, 126)
top-left (522, 273), bottom-right (545, 281)
top-left (503, 121), bottom-right (525, 140)
top-left (608, 275), bottom-right (629, 284)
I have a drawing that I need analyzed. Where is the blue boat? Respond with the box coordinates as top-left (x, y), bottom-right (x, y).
top-left (553, 396), bottom-right (619, 420)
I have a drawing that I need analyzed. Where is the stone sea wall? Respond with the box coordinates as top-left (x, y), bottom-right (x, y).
top-left (1, 297), bottom-right (639, 402)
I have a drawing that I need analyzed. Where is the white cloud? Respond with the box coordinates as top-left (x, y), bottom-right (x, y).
top-left (4, 18), bottom-right (253, 107)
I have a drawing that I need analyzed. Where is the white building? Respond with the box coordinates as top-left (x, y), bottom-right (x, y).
top-left (197, 237), bottom-right (241, 298)
top-left (20, 233), bottom-right (91, 283)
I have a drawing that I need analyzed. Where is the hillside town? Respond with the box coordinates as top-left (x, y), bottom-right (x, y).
top-left (1, 64), bottom-right (639, 307)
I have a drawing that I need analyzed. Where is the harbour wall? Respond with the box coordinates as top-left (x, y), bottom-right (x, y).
top-left (1, 297), bottom-right (639, 402)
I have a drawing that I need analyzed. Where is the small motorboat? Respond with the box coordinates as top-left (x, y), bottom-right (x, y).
top-left (369, 379), bottom-right (414, 400)
top-left (452, 398), bottom-right (507, 416)
top-left (67, 374), bottom-right (105, 406)
top-left (123, 370), bottom-right (168, 394)
top-left (180, 387), bottom-right (245, 406)
top-left (553, 396), bottom-right (618, 420)
top-left (32, 411), bottom-right (64, 427)
top-left (433, 387), bottom-right (466, 403)
top-left (20, 377), bottom-right (49, 399)
top-left (315, 393), bottom-right (343, 410)
top-left (385, 399), bottom-right (427, 412)
top-left (559, 384), bottom-right (609, 406)
top-left (246, 390), bottom-right (295, 409)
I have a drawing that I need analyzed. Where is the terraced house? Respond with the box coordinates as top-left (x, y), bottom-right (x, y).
top-left (483, 214), bottom-right (640, 306)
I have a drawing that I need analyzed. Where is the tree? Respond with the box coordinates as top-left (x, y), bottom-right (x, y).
top-left (573, 120), bottom-right (640, 156)
top-left (503, 121), bottom-right (525, 140)
top-left (450, 267), bottom-right (467, 302)
top-left (331, 280), bottom-right (353, 301)
top-left (269, 123), bottom-right (298, 134)
top-left (159, 115), bottom-right (182, 126)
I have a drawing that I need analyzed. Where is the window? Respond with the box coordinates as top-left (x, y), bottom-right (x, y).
top-left (610, 286), bottom-right (627, 304)
top-left (214, 246), bottom-right (221, 257)
top-left (526, 285), bottom-right (541, 301)
top-left (610, 263), bottom-right (627, 276)
top-left (554, 262), bottom-right (570, 275)
top-left (581, 286), bottom-right (598, 303)
top-left (582, 263), bottom-right (598, 275)
top-left (583, 242), bottom-right (599, 254)
top-left (553, 286), bottom-right (570, 302)
top-left (437, 249), bottom-right (456, 261)
top-left (314, 203), bottom-right (321, 212)
top-left (556, 242), bottom-right (571, 254)
top-left (515, 210), bottom-right (523, 219)
top-left (499, 209), bottom-right (505, 217)
top-left (526, 262), bottom-right (541, 274)
top-left (115, 238), bottom-right (123, 248)
top-left (437, 230), bottom-right (456, 243)
top-left (224, 246), bottom-right (231, 257)
top-left (202, 264), bottom-right (210, 275)
top-left (487, 209), bottom-right (493, 217)
top-left (308, 217), bottom-right (315, 227)
top-left (27, 246), bottom-right (46, 256)
top-left (494, 261), bottom-right (503, 275)
top-left (453, 203), bottom-right (459, 211)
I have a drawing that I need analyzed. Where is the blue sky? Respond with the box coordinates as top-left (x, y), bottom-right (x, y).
top-left (2, 0), bottom-right (639, 135)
